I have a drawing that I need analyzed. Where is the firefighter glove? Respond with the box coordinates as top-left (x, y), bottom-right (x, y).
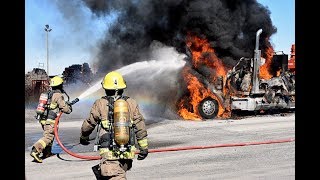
top-left (66, 102), bottom-right (73, 111)
top-left (80, 135), bottom-right (90, 145)
top-left (137, 148), bottom-right (148, 160)
top-left (69, 104), bottom-right (73, 112)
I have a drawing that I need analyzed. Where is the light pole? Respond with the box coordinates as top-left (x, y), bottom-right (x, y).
top-left (45, 24), bottom-right (52, 76)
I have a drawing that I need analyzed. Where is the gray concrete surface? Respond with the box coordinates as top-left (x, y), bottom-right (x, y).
top-left (25, 113), bottom-right (295, 180)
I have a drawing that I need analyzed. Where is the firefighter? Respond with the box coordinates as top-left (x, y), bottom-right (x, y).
top-left (30, 76), bottom-right (73, 163)
top-left (79, 71), bottom-right (148, 179)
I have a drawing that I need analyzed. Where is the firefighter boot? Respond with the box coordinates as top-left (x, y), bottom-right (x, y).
top-left (41, 145), bottom-right (55, 159)
top-left (92, 164), bottom-right (103, 179)
top-left (30, 147), bottom-right (42, 163)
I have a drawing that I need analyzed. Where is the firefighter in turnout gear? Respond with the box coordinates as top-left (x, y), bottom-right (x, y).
top-left (80, 71), bottom-right (148, 180)
top-left (30, 76), bottom-right (73, 163)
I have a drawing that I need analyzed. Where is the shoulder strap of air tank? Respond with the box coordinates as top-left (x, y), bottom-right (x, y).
top-left (46, 90), bottom-right (54, 105)
top-left (104, 96), bottom-right (115, 123)
top-left (47, 90), bottom-right (52, 98)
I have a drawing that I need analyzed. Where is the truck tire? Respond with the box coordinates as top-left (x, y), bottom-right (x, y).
top-left (198, 97), bottom-right (219, 119)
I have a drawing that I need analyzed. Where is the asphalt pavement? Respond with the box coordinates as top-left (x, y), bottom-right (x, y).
top-left (25, 112), bottom-right (295, 180)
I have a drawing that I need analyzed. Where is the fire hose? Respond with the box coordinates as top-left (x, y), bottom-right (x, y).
top-left (54, 112), bottom-right (295, 161)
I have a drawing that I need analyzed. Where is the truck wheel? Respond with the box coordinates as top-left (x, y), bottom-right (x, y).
top-left (198, 97), bottom-right (219, 119)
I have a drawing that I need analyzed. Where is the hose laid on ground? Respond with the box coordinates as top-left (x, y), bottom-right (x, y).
top-left (54, 112), bottom-right (295, 160)
top-left (54, 112), bottom-right (100, 160)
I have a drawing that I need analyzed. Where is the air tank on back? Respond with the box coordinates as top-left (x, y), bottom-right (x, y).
top-left (113, 99), bottom-right (130, 149)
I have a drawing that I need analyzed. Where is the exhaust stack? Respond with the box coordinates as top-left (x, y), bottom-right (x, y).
top-left (251, 29), bottom-right (262, 94)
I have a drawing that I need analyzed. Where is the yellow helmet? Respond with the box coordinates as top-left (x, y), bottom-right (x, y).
top-left (102, 71), bottom-right (126, 90)
top-left (50, 76), bottom-right (64, 87)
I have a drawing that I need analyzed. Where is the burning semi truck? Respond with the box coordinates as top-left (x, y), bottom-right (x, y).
top-left (178, 29), bottom-right (295, 119)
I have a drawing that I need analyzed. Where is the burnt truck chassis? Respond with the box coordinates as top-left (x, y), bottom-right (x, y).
top-left (198, 29), bottom-right (295, 119)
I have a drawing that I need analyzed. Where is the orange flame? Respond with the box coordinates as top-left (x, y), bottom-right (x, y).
top-left (177, 33), bottom-right (230, 120)
top-left (177, 66), bottom-right (225, 120)
top-left (186, 33), bottom-right (227, 77)
top-left (259, 44), bottom-right (274, 79)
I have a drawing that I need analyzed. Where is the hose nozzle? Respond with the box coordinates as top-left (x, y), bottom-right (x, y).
top-left (69, 98), bottom-right (79, 105)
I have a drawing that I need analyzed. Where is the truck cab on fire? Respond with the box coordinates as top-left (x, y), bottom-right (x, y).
top-left (198, 29), bottom-right (295, 119)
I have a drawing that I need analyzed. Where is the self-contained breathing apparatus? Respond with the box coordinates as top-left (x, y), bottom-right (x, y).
top-left (35, 90), bottom-right (55, 122)
top-left (35, 92), bottom-right (49, 120)
top-left (35, 90), bottom-right (78, 122)
top-left (95, 95), bottom-right (136, 160)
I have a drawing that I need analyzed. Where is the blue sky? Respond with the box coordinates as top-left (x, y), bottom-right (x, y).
top-left (258, 0), bottom-right (295, 53)
top-left (25, 0), bottom-right (295, 75)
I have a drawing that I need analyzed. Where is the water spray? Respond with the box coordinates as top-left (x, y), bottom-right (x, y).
top-left (77, 58), bottom-right (186, 100)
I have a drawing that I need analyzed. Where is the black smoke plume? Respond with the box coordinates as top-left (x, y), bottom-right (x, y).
top-left (82, 0), bottom-right (276, 73)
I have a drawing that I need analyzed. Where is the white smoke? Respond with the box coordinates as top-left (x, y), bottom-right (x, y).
top-left (123, 41), bottom-right (186, 121)
top-left (75, 41), bottom-right (186, 122)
